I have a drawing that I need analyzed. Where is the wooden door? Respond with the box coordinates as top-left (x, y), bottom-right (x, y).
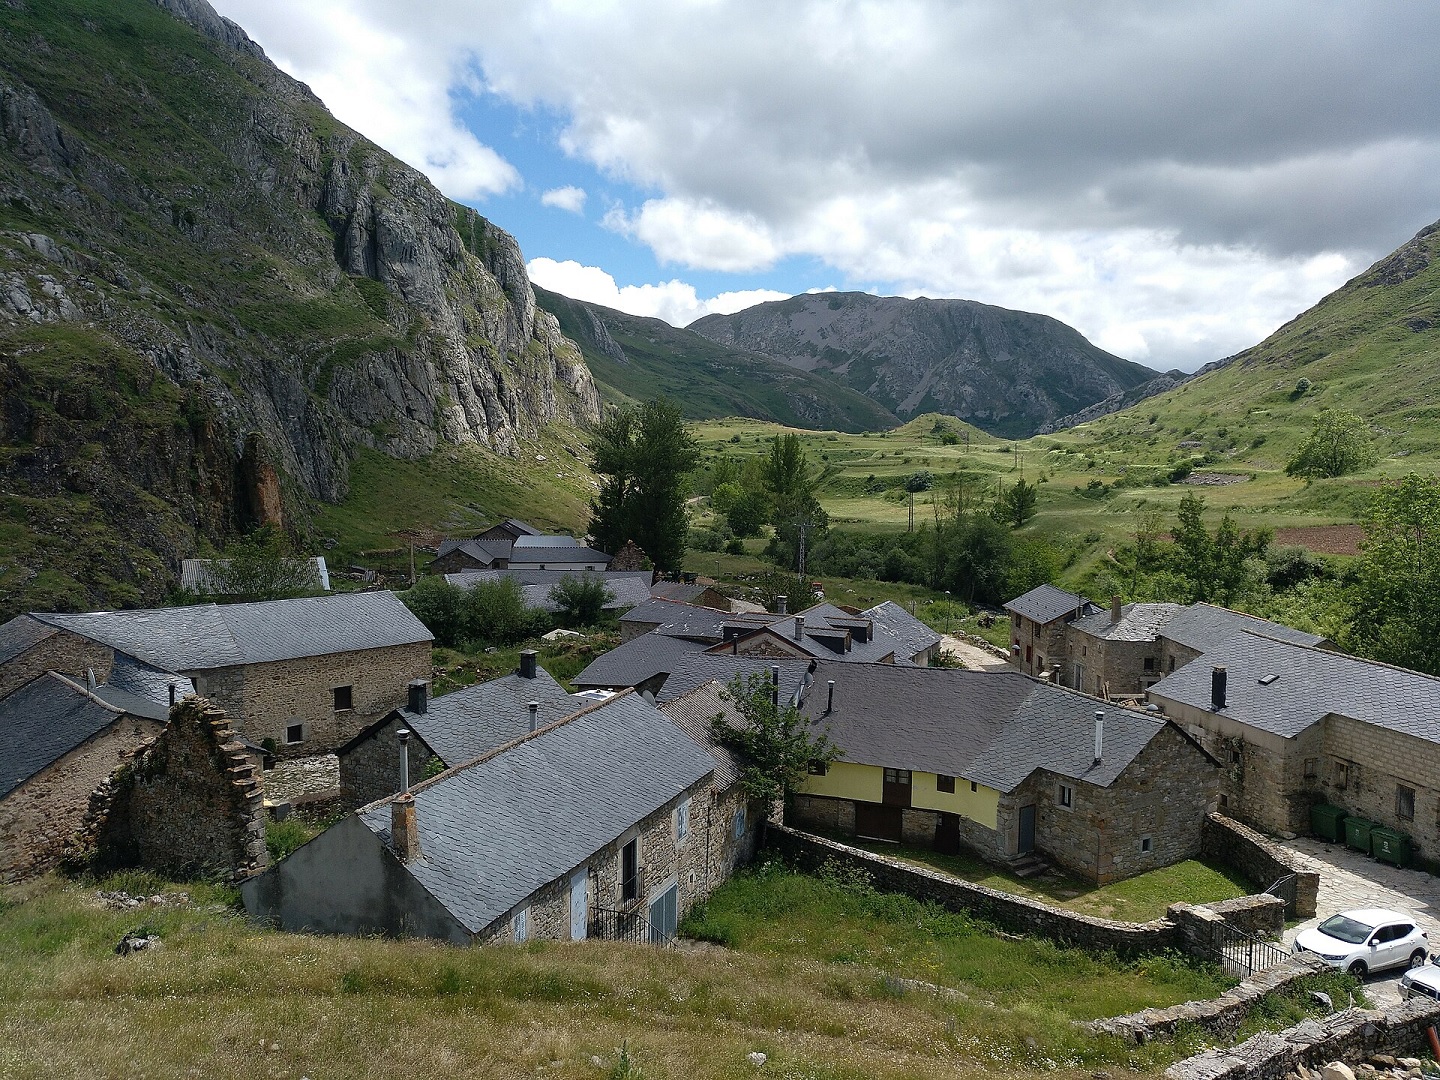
top-left (648, 882), bottom-right (678, 943)
top-left (855, 801), bottom-right (903, 842)
top-left (1017, 804), bottom-right (1036, 854)
top-left (882, 768), bottom-right (912, 807)
top-left (934, 812), bottom-right (960, 855)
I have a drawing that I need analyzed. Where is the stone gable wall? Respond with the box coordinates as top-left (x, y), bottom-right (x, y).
top-left (1320, 713), bottom-right (1440, 866)
top-left (88, 697), bottom-right (267, 880)
top-left (338, 715), bottom-right (442, 810)
top-left (191, 641), bottom-right (431, 758)
top-left (0, 631), bottom-right (114, 700)
top-left (0, 713), bottom-right (163, 882)
top-left (1009, 613), bottom-right (1069, 679)
top-left (1067, 633), bottom-right (1160, 697)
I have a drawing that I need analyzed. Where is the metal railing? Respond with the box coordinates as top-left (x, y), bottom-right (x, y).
top-left (1220, 921), bottom-right (1290, 978)
top-left (1266, 874), bottom-right (1298, 918)
top-left (619, 866), bottom-right (645, 907)
top-left (589, 907), bottom-right (673, 946)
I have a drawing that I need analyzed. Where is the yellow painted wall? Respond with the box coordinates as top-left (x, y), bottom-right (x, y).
top-left (798, 763), bottom-right (999, 829)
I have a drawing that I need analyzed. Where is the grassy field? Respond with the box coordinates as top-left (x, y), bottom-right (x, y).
top-left (0, 864), bottom-right (1271, 1080)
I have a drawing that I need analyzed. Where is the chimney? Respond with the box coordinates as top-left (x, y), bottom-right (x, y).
top-left (528, 700), bottom-right (539, 733)
top-left (1110, 595), bottom-right (1122, 624)
top-left (519, 650), bottom-right (538, 679)
top-left (1211, 665), bottom-right (1227, 711)
top-left (771, 664), bottom-right (780, 707)
top-left (392, 729), bottom-right (420, 862)
top-left (827, 679), bottom-right (835, 712)
top-left (86, 668), bottom-right (97, 691)
top-left (1094, 710), bottom-right (1104, 765)
top-left (794, 615), bottom-right (805, 640)
top-left (775, 594), bottom-right (788, 615)
top-left (407, 679), bottom-right (428, 715)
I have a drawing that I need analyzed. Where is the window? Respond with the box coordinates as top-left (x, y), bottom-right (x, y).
top-left (332, 685), bottom-right (353, 711)
top-left (1333, 761), bottom-right (1350, 789)
top-left (676, 798), bottom-right (690, 843)
top-left (1057, 784), bottom-right (1073, 809)
top-left (807, 759), bottom-right (829, 776)
top-left (1303, 758), bottom-right (1318, 780)
top-left (970, 781), bottom-right (978, 793)
top-left (1168, 657), bottom-right (1176, 673)
top-left (1229, 746), bottom-right (1242, 765)
top-left (883, 768), bottom-right (911, 786)
top-left (512, 907), bottom-right (529, 943)
top-left (1397, 786), bottom-right (1416, 821)
top-left (733, 804), bottom-right (746, 839)
top-left (620, 838), bottom-right (640, 902)
top-left (284, 722), bottom-right (304, 745)
top-left (1143, 657), bottom-right (1156, 673)
top-left (937, 774), bottom-right (955, 793)
top-left (1218, 793), bottom-right (1229, 809)
top-left (1140, 836), bottom-right (1153, 854)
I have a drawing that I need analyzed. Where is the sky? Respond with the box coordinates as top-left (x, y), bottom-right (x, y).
top-left (209, 0), bottom-right (1440, 373)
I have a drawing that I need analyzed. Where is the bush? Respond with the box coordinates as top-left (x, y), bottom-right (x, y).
top-left (551, 574), bottom-right (614, 628)
top-left (723, 538), bottom-right (745, 555)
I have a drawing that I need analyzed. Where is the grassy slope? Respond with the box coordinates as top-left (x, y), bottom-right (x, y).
top-left (536, 287), bottom-right (899, 432)
top-left (0, 868), bottom-right (1253, 1080)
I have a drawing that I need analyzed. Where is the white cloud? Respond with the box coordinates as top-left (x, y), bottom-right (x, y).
top-left (527, 258), bottom-right (789, 326)
top-left (211, 0), bottom-right (1440, 369)
top-left (540, 185), bottom-right (588, 213)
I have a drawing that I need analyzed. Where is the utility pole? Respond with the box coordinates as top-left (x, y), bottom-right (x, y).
top-left (794, 520), bottom-right (811, 582)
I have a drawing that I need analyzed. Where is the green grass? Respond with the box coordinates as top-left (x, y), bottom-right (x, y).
top-left (839, 840), bottom-right (1251, 923)
top-left (428, 633), bottom-right (618, 696)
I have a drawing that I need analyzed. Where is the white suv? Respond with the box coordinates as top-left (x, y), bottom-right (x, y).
top-left (1400, 961), bottom-right (1440, 1002)
top-left (1292, 908), bottom-right (1429, 978)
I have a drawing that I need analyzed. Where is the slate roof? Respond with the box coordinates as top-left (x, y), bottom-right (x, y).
top-left (512, 534), bottom-right (581, 548)
top-left (657, 680), bottom-right (745, 790)
top-left (788, 662), bottom-right (1177, 793)
top-left (1147, 631), bottom-right (1440, 743)
top-left (1071, 603), bottom-right (1184, 642)
top-left (31, 591), bottom-right (432, 671)
top-left (862, 601), bottom-right (942, 661)
top-left (505, 544), bottom-right (612, 567)
top-left (391, 668), bottom-right (582, 766)
top-left (358, 692), bottom-right (715, 934)
top-left (444, 570), bottom-right (653, 612)
top-left (90, 653), bottom-right (194, 721)
top-left (619, 598), bottom-right (779, 640)
top-left (434, 538), bottom-right (512, 565)
top-left (0, 614), bottom-right (56, 667)
top-left (497, 519), bottom-right (542, 537)
top-left (1160, 603), bottom-right (1326, 653)
top-left (649, 581), bottom-right (715, 605)
top-left (1005, 584), bottom-right (1097, 624)
top-left (0, 672), bottom-right (146, 798)
top-left (656, 655), bottom-right (818, 705)
top-left (571, 632), bottom-right (707, 690)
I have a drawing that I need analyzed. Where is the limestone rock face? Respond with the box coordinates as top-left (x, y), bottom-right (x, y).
top-left (0, 0), bottom-right (598, 613)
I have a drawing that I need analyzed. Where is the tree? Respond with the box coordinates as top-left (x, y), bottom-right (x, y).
top-left (1171, 492), bottom-right (1270, 605)
top-left (763, 433), bottom-right (828, 571)
top-left (551, 574), bottom-right (614, 628)
top-left (205, 526), bottom-right (317, 601)
top-left (588, 398), bottom-right (699, 571)
top-left (1286, 409), bottom-right (1378, 479)
top-left (709, 671), bottom-right (840, 813)
top-left (1344, 473), bottom-right (1440, 674)
top-left (993, 478), bottom-right (1038, 528)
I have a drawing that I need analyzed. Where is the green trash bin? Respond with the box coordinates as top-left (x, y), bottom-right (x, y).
top-left (1343, 816), bottom-right (1377, 854)
top-left (1372, 827), bottom-right (1412, 868)
top-left (1310, 803), bottom-right (1348, 842)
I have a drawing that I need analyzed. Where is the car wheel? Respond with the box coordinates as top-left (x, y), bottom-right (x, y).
top-left (1410, 950), bottom-right (1428, 969)
top-left (1348, 960), bottom-right (1368, 978)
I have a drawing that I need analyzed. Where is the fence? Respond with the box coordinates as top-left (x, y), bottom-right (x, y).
top-left (1219, 920), bottom-right (1291, 978)
top-left (1266, 873), bottom-right (1298, 919)
top-left (588, 907), bottom-right (673, 946)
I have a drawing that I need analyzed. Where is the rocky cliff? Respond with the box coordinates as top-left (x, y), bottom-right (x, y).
top-left (690, 292), bottom-right (1160, 439)
top-left (0, 0), bottom-right (598, 614)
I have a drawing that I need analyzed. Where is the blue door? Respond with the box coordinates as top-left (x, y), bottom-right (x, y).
top-left (648, 882), bottom-right (678, 943)
top-left (570, 868), bottom-right (588, 940)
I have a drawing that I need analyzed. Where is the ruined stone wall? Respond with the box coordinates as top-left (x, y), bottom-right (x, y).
top-left (0, 630), bottom-right (113, 700)
top-left (338, 714), bottom-right (442, 810)
top-left (1201, 813), bottom-right (1320, 918)
top-left (0, 714), bottom-right (163, 882)
top-left (190, 641), bottom-right (431, 758)
top-left (91, 697), bottom-right (267, 880)
top-left (1320, 713), bottom-right (1440, 865)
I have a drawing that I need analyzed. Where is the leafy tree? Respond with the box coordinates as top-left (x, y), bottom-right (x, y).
top-left (709, 671), bottom-right (840, 813)
top-left (993, 478), bottom-right (1039, 528)
top-left (1286, 409), bottom-right (1378, 478)
top-left (938, 512), bottom-right (1014, 603)
top-left (400, 577), bottom-right (551, 648)
top-left (1344, 473), bottom-right (1440, 674)
top-left (763, 433), bottom-right (828, 570)
top-left (400, 576), bottom-right (466, 646)
top-left (588, 398), bottom-right (699, 571)
top-left (551, 574), bottom-right (614, 628)
top-left (1171, 492), bottom-right (1270, 605)
top-left (205, 526), bottom-right (317, 601)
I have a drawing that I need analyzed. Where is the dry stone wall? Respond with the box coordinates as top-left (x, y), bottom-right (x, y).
top-left (88, 697), bottom-right (267, 880)
top-left (1202, 813), bottom-right (1319, 918)
top-left (339, 714), bottom-right (442, 809)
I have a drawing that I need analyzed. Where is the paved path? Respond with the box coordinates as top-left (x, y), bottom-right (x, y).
top-left (939, 634), bottom-right (1011, 672)
top-left (1280, 836), bottom-right (1440, 1006)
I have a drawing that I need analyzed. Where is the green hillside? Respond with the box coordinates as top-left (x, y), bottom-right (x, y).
top-left (537, 287), bottom-right (899, 432)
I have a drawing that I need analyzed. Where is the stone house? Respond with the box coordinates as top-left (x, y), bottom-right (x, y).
top-left (429, 538), bottom-right (514, 574)
top-left (337, 651), bottom-right (580, 808)
top-left (0, 658), bottom-right (187, 881)
top-left (1004, 584), bottom-right (1098, 680)
top-left (783, 662), bottom-right (1219, 883)
top-left (1147, 631), bottom-right (1440, 862)
top-left (505, 534), bottom-right (613, 571)
top-left (243, 691), bottom-right (730, 944)
top-left (649, 580), bottom-right (730, 611)
top-left (0, 592), bottom-right (432, 758)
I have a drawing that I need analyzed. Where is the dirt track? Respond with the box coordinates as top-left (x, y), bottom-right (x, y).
top-left (940, 634), bottom-right (1011, 671)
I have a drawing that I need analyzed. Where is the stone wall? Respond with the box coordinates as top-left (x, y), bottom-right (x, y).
top-left (1201, 813), bottom-right (1319, 918)
top-left (1167, 998), bottom-right (1440, 1080)
top-left (1203, 893), bottom-right (1286, 939)
top-left (1010, 613), bottom-right (1070, 679)
top-left (191, 641), bottom-right (431, 759)
top-left (338, 714), bottom-right (443, 809)
top-left (1089, 955), bottom-right (1329, 1043)
top-left (1067, 633), bottom-right (1160, 698)
top-left (0, 713), bottom-right (163, 882)
top-left (89, 697), bottom-right (268, 880)
top-left (0, 629), bottom-right (114, 700)
top-left (1320, 713), bottom-right (1440, 866)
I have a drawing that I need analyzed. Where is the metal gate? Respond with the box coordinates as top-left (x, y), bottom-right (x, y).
top-left (1220, 922), bottom-right (1290, 978)
top-left (1266, 874), bottom-right (1298, 919)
